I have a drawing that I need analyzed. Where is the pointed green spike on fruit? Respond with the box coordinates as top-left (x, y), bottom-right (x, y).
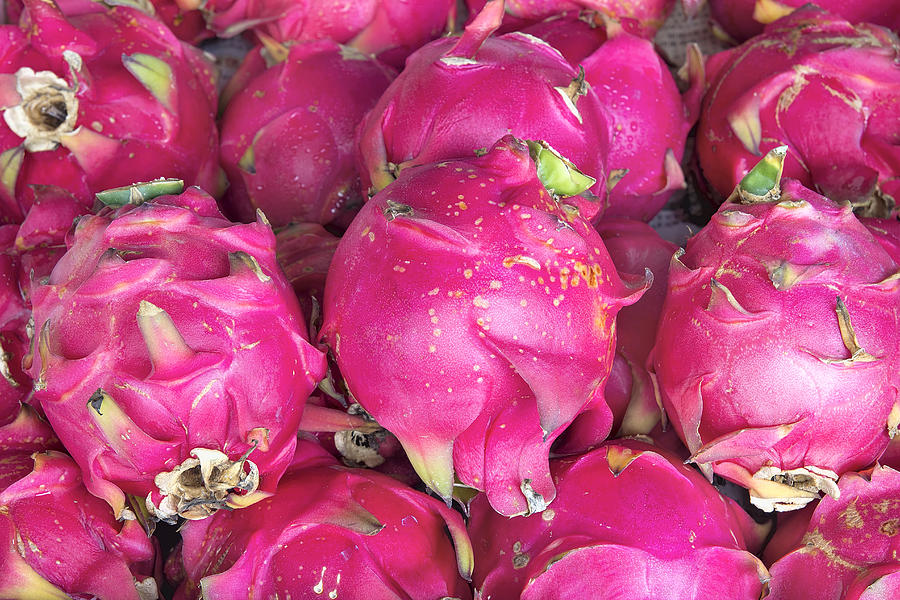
top-left (136, 300), bottom-right (196, 376)
top-left (0, 146), bottom-right (23, 200)
top-left (527, 140), bottom-right (596, 198)
top-left (402, 439), bottom-right (455, 505)
top-left (730, 145), bottom-right (788, 204)
top-left (96, 178), bottom-right (184, 207)
top-left (122, 53), bottom-right (175, 112)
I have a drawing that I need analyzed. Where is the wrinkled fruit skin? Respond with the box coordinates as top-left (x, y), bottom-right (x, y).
top-left (469, 439), bottom-right (769, 599)
top-left (767, 465), bottom-right (900, 599)
top-left (186, 0), bottom-right (454, 69)
top-left (26, 187), bottom-right (327, 520)
top-left (220, 41), bottom-right (395, 228)
top-left (357, 0), bottom-right (612, 220)
top-left (322, 136), bottom-right (640, 517)
top-left (706, 0), bottom-right (900, 43)
top-left (465, 0), bottom-right (676, 38)
top-left (652, 178), bottom-right (900, 510)
top-left (174, 439), bottom-right (474, 600)
top-left (0, 451), bottom-right (159, 600)
top-left (698, 8), bottom-right (900, 212)
top-left (556, 219), bottom-right (679, 454)
top-left (0, 0), bottom-right (222, 223)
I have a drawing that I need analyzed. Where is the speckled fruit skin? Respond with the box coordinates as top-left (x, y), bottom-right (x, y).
top-left (468, 439), bottom-right (769, 600)
top-left (697, 7), bottom-right (900, 211)
top-left (357, 0), bottom-right (612, 220)
top-left (26, 186), bottom-right (326, 520)
top-left (322, 135), bottom-right (642, 517)
top-left (173, 439), bottom-right (474, 600)
top-left (0, 451), bottom-right (159, 600)
top-left (219, 40), bottom-right (395, 228)
top-left (652, 177), bottom-right (900, 510)
top-left (0, 0), bottom-right (223, 224)
top-left (766, 465), bottom-right (900, 599)
top-left (556, 219), bottom-right (680, 454)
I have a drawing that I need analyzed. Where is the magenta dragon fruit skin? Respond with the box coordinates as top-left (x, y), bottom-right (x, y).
top-left (521, 15), bottom-right (701, 221)
top-left (469, 438), bottom-right (769, 599)
top-left (704, 0), bottom-right (900, 43)
top-left (652, 149), bottom-right (900, 512)
top-left (174, 438), bottom-right (474, 600)
top-left (0, 451), bottom-right (159, 600)
top-left (765, 465), bottom-right (900, 599)
top-left (322, 135), bottom-right (643, 517)
top-left (179, 0), bottom-right (455, 69)
top-left (219, 40), bottom-right (395, 229)
top-left (697, 7), bottom-right (900, 213)
top-left (25, 182), bottom-right (327, 521)
top-left (0, 0), bottom-right (223, 223)
top-left (465, 0), bottom-right (676, 38)
top-left (357, 0), bottom-right (612, 220)
top-left (556, 219), bottom-right (679, 455)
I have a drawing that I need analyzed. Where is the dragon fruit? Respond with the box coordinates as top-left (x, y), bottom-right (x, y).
top-left (465, 0), bottom-right (676, 38)
top-left (179, 0), bottom-right (455, 69)
top-left (357, 0), bottom-right (612, 220)
top-left (765, 465), bottom-right (900, 599)
top-left (521, 14), bottom-right (701, 221)
top-left (219, 40), bottom-right (395, 228)
top-left (652, 147), bottom-right (900, 511)
top-left (322, 135), bottom-right (643, 516)
top-left (556, 219), bottom-right (679, 455)
top-left (25, 180), bottom-right (327, 521)
top-left (174, 438), bottom-right (474, 600)
top-left (469, 438), bottom-right (769, 599)
top-left (697, 7), bottom-right (900, 215)
top-left (0, 0), bottom-right (223, 224)
top-left (0, 451), bottom-right (159, 600)
top-left (701, 0), bottom-right (900, 43)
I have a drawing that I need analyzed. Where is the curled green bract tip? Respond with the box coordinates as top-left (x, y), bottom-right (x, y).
top-left (732, 145), bottom-right (788, 204)
top-left (527, 140), bottom-right (596, 198)
top-left (95, 178), bottom-right (185, 207)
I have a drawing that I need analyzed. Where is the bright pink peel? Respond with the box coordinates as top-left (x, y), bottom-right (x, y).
top-left (0, 0), bottom-right (222, 222)
top-left (652, 148), bottom-right (900, 511)
top-left (469, 439), bottom-right (769, 599)
top-left (26, 182), bottom-right (326, 521)
top-left (323, 136), bottom-right (643, 516)
top-left (357, 0), bottom-right (612, 220)
top-left (175, 440), bottom-right (474, 600)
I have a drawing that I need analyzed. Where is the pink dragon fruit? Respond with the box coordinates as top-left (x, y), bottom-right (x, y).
top-left (25, 180), bottom-right (327, 521)
top-left (521, 14), bottom-right (701, 221)
top-left (765, 465), bottom-right (900, 599)
top-left (219, 40), bottom-right (395, 228)
top-left (179, 0), bottom-right (455, 69)
top-left (322, 135), bottom-right (644, 517)
top-left (697, 7), bottom-right (900, 215)
top-left (0, 0), bottom-right (223, 223)
top-left (465, 0), bottom-right (676, 38)
top-left (0, 451), bottom-right (159, 600)
top-left (556, 219), bottom-right (680, 455)
top-left (174, 438), bottom-right (474, 600)
top-left (5, 0), bottom-right (213, 43)
top-left (700, 0), bottom-right (900, 44)
top-left (357, 0), bottom-right (612, 220)
top-left (652, 147), bottom-right (900, 511)
top-left (469, 438), bottom-right (770, 599)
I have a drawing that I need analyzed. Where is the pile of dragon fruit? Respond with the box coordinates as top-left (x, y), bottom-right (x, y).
top-left (2, 0), bottom-right (899, 597)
